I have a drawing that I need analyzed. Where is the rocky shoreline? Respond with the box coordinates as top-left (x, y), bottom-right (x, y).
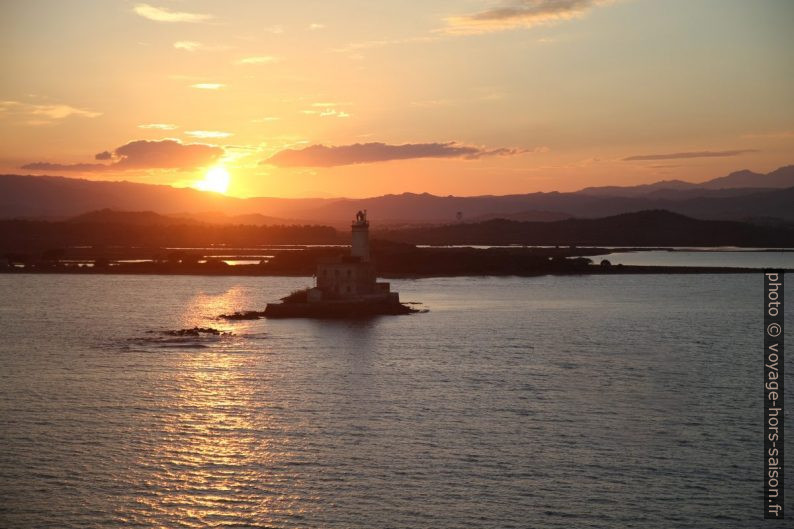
top-left (0, 262), bottom-right (774, 277)
top-left (2, 244), bottom-right (787, 278)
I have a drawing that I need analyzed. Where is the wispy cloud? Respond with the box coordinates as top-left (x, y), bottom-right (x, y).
top-left (0, 100), bottom-right (101, 125)
top-left (265, 25), bottom-right (284, 35)
top-left (263, 142), bottom-right (527, 167)
top-left (301, 110), bottom-right (350, 118)
top-left (623, 149), bottom-right (759, 161)
top-left (308, 23), bottom-right (326, 30)
top-left (444, 0), bottom-right (611, 35)
top-left (174, 40), bottom-right (202, 51)
top-left (237, 55), bottom-right (280, 65)
top-left (251, 116), bottom-right (280, 123)
top-left (174, 41), bottom-right (232, 52)
top-left (138, 123), bottom-right (178, 130)
top-left (300, 102), bottom-right (351, 118)
top-left (185, 130), bottom-right (233, 139)
top-left (191, 83), bottom-right (225, 90)
top-left (22, 139), bottom-right (223, 172)
top-left (133, 3), bottom-right (212, 23)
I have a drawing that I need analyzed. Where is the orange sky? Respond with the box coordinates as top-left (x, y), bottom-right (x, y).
top-left (1, 0), bottom-right (792, 198)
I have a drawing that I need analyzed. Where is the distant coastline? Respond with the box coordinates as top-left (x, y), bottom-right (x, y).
top-left (2, 245), bottom-right (786, 278)
top-left (0, 265), bottom-right (774, 277)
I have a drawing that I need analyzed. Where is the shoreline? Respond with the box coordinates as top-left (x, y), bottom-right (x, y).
top-left (0, 264), bottom-right (782, 278)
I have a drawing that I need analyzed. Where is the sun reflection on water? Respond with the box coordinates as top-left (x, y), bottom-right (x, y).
top-left (117, 287), bottom-right (311, 526)
top-left (178, 286), bottom-right (246, 332)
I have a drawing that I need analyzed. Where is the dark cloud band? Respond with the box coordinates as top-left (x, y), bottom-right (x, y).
top-left (263, 142), bottom-right (524, 167)
top-left (445, 0), bottom-right (607, 34)
top-left (623, 149), bottom-right (758, 161)
top-left (22, 139), bottom-right (223, 172)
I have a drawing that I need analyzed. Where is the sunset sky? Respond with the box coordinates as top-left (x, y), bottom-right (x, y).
top-left (1, 0), bottom-right (792, 198)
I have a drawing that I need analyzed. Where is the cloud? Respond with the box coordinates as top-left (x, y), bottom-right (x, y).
top-left (308, 23), bottom-right (326, 30)
top-left (444, 0), bottom-right (611, 35)
top-left (300, 102), bottom-right (351, 118)
top-left (0, 100), bottom-right (101, 125)
top-left (21, 162), bottom-right (109, 172)
top-left (265, 25), bottom-right (284, 35)
top-left (185, 130), bottom-right (233, 139)
top-left (174, 41), bottom-right (202, 51)
top-left (301, 109), bottom-right (350, 118)
top-left (22, 139), bottom-right (224, 172)
top-left (173, 41), bottom-right (231, 52)
top-left (138, 123), bottom-right (178, 130)
top-left (191, 83), bottom-right (225, 90)
top-left (623, 149), bottom-right (759, 161)
top-left (263, 142), bottom-right (526, 167)
top-left (133, 4), bottom-right (212, 23)
top-left (111, 139), bottom-right (222, 168)
top-left (237, 56), bottom-right (280, 65)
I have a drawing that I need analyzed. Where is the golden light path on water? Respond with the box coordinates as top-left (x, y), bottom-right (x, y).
top-left (118, 287), bottom-right (310, 526)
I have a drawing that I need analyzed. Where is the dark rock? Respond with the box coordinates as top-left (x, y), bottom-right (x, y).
top-left (264, 299), bottom-right (423, 319)
top-left (161, 327), bottom-right (230, 336)
top-left (218, 310), bottom-right (267, 320)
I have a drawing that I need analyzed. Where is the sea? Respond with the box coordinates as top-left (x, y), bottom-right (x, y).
top-left (0, 271), bottom-right (791, 528)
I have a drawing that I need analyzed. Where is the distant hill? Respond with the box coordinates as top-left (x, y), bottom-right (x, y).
top-left (579, 165), bottom-right (794, 196)
top-left (376, 210), bottom-right (794, 247)
top-left (2, 164), bottom-right (793, 224)
top-left (578, 179), bottom-right (699, 197)
top-left (169, 211), bottom-right (300, 226)
top-left (290, 192), bottom-right (579, 224)
top-left (0, 218), bottom-right (341, 253)
top-left (0, 174), bottom-right (233, 218)
top-left (67, 209), bottom-right (308, 227)
top-left (466, 210), bottom-right (572, 223)
top-left (297, 186), bottom-right (794, 223)
top-left (701, 165), bottom-right (794, 189)
top-left (0, 174), bottom-right (328, 220)
top-left (67, 209), bottom-right (202, 226)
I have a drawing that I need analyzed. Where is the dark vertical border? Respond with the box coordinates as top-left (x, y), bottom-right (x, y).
top-left (764, 270), bottom-right (784, 519)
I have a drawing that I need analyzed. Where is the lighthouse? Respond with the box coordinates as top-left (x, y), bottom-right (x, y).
top-left (351, 209), bottom-right (370, 261)
top-left (265, 210), bottom-right (415, 316)
top-left (307, 210), bottom-right (395, 301)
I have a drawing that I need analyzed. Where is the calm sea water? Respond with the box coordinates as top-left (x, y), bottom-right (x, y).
top-left (0, 273), bottom-right (790, 528)
top-left (598, 250), bottom-right (794, 269)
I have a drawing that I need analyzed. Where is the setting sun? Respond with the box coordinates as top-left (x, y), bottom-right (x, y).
top-left (195, 167), bottom-right (231, 194)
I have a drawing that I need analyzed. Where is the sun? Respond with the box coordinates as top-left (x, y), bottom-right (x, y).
top-left (195, 166), bottom-right (231, 194)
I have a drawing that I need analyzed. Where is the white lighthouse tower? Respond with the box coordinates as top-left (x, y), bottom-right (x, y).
top-left (351, 209), bottom-right (370, 261)
top-left (272, 209), bottom-right (402, 311)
